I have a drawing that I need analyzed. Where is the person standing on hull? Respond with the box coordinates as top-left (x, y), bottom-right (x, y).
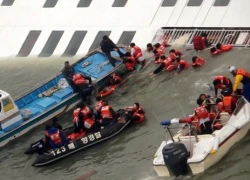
top-left (73, 73), bottom-right (93, 103)
top-left (212, 76), bottom-right (233, 97)
top-left (99, 101), bottom-right (117, 127)
top-left (62, 61), bottom-right (77, 92)
top-left (228, 66), bottom-right (250, 102)
top-left (100, 35), bottom-right (124, 67)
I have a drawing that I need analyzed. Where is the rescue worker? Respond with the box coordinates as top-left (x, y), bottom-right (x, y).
top-left (94, 96), bottom-right (105, 119)
top-left (100, 35), bottom-right (124, 67)
top-left (62, 61), bottom-right (77, 92)
top-left (110, 73), bottom-right (122, 85)
top-left (73, 103), bottom-right (85, 133)
top-left (47, 127), bottom-right (69, 149)
top-left (130, 43), bottom-right (145, 67)
top-left (149, 55), bottom-right (176, 76)
top-left (73, 73), bottom-right (93, 102)
top-left (228, 66), bottom-right (250, 102)
top-left (83, 112), bottom-right (97, 133)
top-left (192, 56), bottom-right (205, 69)
top-left (125, 103), bottom-right (145, 123)
top-left (99, 101), bottom-right (117, 127)
top-left (123, 52), bottom-right (136, 72)
top-left (222, 88), bottom-right (237, 114)
top-left (176, 57), bottom-right (189, 74)
top-left (212, 76), bottom-right (233, 97)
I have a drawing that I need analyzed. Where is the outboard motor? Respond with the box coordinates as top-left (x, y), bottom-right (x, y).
top-left (162, 142), bottom-right (189, 177)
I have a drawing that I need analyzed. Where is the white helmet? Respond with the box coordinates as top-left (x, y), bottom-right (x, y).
top-left (228, 66), bottom-right (236, 73)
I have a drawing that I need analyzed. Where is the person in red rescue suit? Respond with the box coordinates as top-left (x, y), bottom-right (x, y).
top-left (212, 76), bottom-right (233, 97)
top-left (150, 55), bottom-right (176, 76)
top-left (73, 73), bottom-right (93, 102)
top-left (125, 103), bottom-right (145, 123)
top-left (130, 43), bottom-right (146, 67)
top-left (192, 56), bottom-right (205, 69)
top-left (193, 32), bottom-right (211, 51)
top-left (228, 66), bottom-right (250, 102)
top-left (123, 52), bottom-right (136, 72)
top-left (221, 88), bottom-right (237, 115)
top-left (99, 101), bottom-right (117, 127)
top-left (45, 125), bottom-right (69, 149)
top-left (176, 57), bottom-right (189, 74)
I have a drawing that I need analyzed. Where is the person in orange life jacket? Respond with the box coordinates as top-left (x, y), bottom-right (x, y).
top-left (123, 52), bottom-right (136, 72)
top-left (228, 66), bottom-right (250, 101)
top-left (210, 47), bottom-right (221, 55)
top-left (176, 57), bottom-right (189, 75)
top-left (82, 112), bottom-right (97, 133)
top-left (94, 96), bottom-right (105, 119)
top-left (73, 73), bottom-right (93, 102)
top-left (110, 73), bottom-right (122, 85)
top-left (169, 49), bottom-right (182, 60)
top-left (47, 127), bottom-right (69, 149)
top-left (194, 105), bottom-right (213, 134)
top-left (192, 56), bottom-right (205, 69)
top-left (130, 43), bottom-right (146, 67)
top-left (146, 43), bottom-right (154, 53)
top-left (213, 76), bottom-right (233, 97)
top-left (62, 61), bottom-right (77, 93)
top-left (125, 103), bottom-right (145, 123)
top-left (99, 101), bottom-right (117, 127)
top-left (100, 35), bottom-right (124, 67)
top-left (221, 88), bottom-right (237, 114)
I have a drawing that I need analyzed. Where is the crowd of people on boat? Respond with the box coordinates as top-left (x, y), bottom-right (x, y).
top-left (44, 33), bottom-right (250, 149)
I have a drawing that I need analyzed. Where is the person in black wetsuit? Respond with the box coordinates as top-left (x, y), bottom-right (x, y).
top-left (100, 35), bottom-right (124, 67)
top-left (62, 61), bottom-right (77, 92)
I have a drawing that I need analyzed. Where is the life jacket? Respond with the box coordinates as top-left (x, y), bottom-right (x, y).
top-left (133, 112), bottom-right (145, 124)
top-left (110, 74), bottom-right (122, 84)
top-left (193, 36), bottom-right (205, 51)
top-left (219, 45), bottom-right (233, 52)
top-left (49, 129), bottom-right (62, 145)
top-left (236, 68), bottom-right (250, 85)
top-left (95, 100), bottom-right (105, 112)
top-left (175, 50), bottom-right (182, 57)
top-left (125, 56), bottom-right (136, 71)
top-left (154, 48), bottom-right (164, 57)
top-left (178, 60), bottom-right (189, 69)
top-left (195, 106), bottom-right (210, 119)
top-left (214, 76), bottom-right (230, 89)
top-left (192, 57), bottom-right (205, 67)
top-left (223, 96), bottom-right (233, 114)
top-left (80, 106), bottom-right (92, 120)
top-left (73, 74), bottom-right (86, 85)
top-left (210, 48), bottom-right (222, 55)
top-left (73, 108), bottom-right (81, 123)
top-left (101, 105), bottom-right (113, 119)
top-left (163, 58), bottom-right (176, 72)
top-left (132, 46), bottom-right (143, 60)
top-left (217, 102), bottom-right (224, 112)
top-left (154, 57), bottom-right (162, 64)
top-left (84, 118), bottom-right (95, 129)
top-left (170, 52), bottom-right (176, 61)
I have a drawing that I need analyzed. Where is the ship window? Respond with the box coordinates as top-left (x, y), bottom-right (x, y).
top-left (43, 0), bottom-right (58, 8)
top-left (1, 0), bottom-right (15, 6)
top-left (112, 0), bottom-right (128, 7)
top-left (187, 0), bottom-right (203, 6)
top-left (162, 0), bottom-right (177, 7)
top-left (214, 0), bottom-right (230, 6)
top-left (2, 97), bottom-right (14, 113)
top-left (117, 31), bottom-right (136, 45)
top-left (77, 0), bottom-right (92, 7)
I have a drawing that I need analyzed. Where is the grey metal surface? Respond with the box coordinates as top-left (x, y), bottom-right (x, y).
top-left (43, 0), bottom-right (58, 8)
top-left (17, 31), bottom-right (41, 57)
top-left (214, 0), bottom-right (230, 6)
top-left (117, 31), bottom-right (136, 45)
top-left (1, 0), bottom-right (15, 6)
top-left (38, 31), bottom-right (64, 57)
top-left (62, 31), bottom-right (87, 57)
top-left (162, 0), bottom-right (177, 7)
top-left (77, 0), bottom-right (92, 7)
top-left (88, 31), bottom-right (111, 52)
top-left (112, 0), bottom-right (128, 7)
top-left (187, 0), bottom-right (203, 6)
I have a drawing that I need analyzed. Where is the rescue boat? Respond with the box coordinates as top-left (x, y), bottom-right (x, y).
top-left (25, 110), bottom-right (131, 167)
top-left (153, 97), bottom-right (250, 177)
top-left (0, 47), bottom-right (127, 148)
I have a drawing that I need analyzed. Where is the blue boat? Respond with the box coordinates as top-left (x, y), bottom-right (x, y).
top-left (0, 48), bottom-right (126, 147)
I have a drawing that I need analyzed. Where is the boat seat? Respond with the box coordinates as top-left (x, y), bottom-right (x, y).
top-left (52, 87), bottom-right (73, 101)
top-left (35, 97), bottom-right (57, 110)
top-left (218, 112), bottom-right (230, 125)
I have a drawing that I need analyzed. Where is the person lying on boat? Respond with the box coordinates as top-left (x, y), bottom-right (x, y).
top-left (213, 76), bottom-right (233, 97)
top-left (130, 43), bottom-right (146, 67)
top-left (149, 55), bottom-right (176, 77)
top-left (192, 56), bottom-right (205, 70)
top-left (123, 52), bottom-right (136, 72)
top-left (125, 103), bottom-right (145, 123)
top-left (73, 73), bottom-right (93, 102)
top-left (98, 101), bottom-right (117, 127)
top-left (46, 126), bottom-right (69, 149)
top-left (175, 58), bottom-right (189, 75)
top-left (62, 61), bottom-right (77, 93)
top-left (228, 66), bottom-right (250, 102)
top-left (221, 88), bottom-right (237, 115)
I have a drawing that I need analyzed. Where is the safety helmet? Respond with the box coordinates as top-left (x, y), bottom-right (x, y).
top-left (228, 66), bottom-right (236, 73)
